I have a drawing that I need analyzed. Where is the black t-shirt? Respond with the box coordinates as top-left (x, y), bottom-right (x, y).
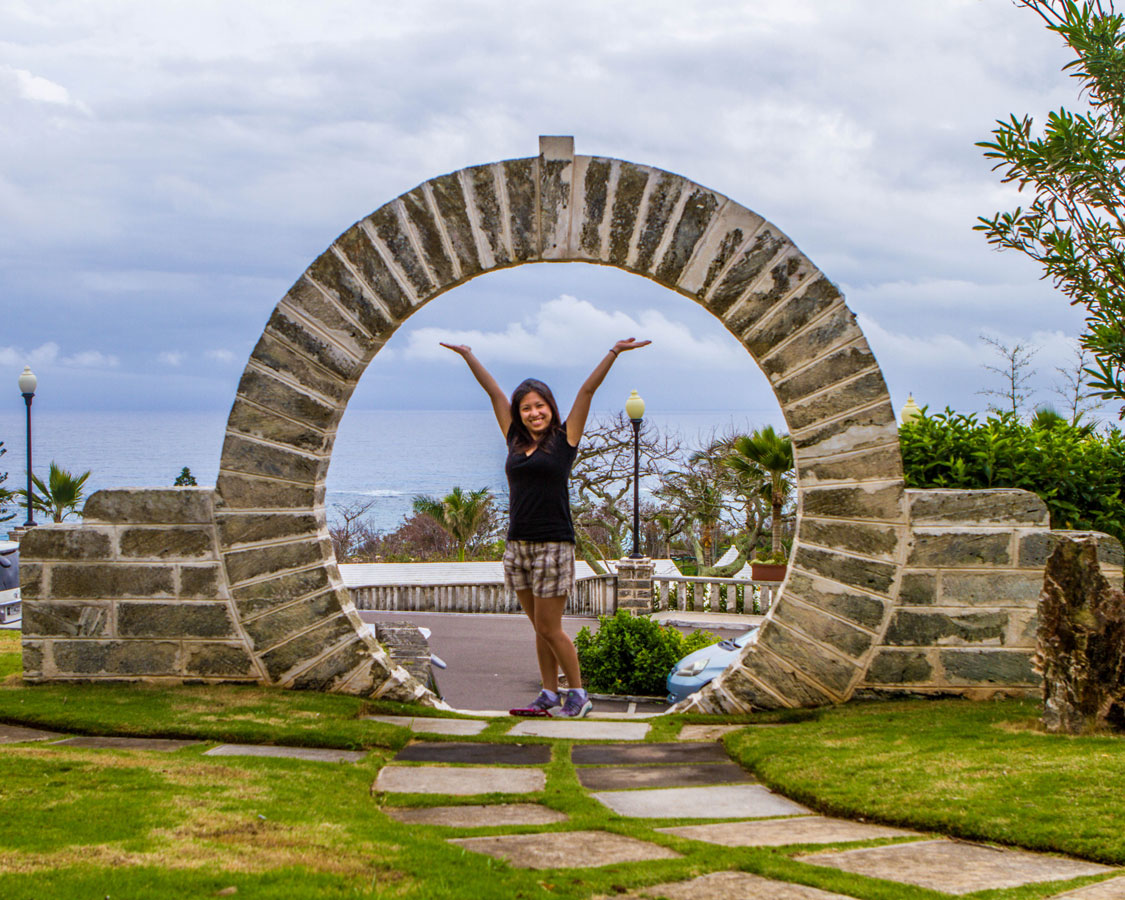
top-left (505, 422), bottom-right (578, 542)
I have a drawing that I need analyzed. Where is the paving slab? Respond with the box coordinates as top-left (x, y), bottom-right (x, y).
top-left (506, 720), bottom-right (650, 741)
top-left (800, 839), bottom-right (1115, 895)
top-left (54, 736), bottom-right (202, 752)
top-left (384, 803), bottom-right (568, 827)
top-left (604, 870), bottom-right (855, 899)
top-left (203, 744), bottom-right (366, 763)
top-left (577, 762), bottom-right (752, 790)
top-left (364, 715), bottom-right (488, 736)
top-left (449, 829), bottom-right (680, 869)
top-left (572, 742), bottom-right (729, 765)
top-left (375, 765), bottom-right (545, 795)
top-left (1052, 877), bottom-right (1125, 898)
top-left (677, 724), bottom-right (748, 741)
top-left (593, 783), bottom-right (810, 819)
top-left (0, 723), bottom-right (63, 743)
top-left (394, 741), bottom-right (550, 765)
top-left (658, 815), bottom-right (923, 847)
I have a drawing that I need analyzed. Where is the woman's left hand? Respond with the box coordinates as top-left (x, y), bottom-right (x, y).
top-left (613, 338), bottom-right (652, 354)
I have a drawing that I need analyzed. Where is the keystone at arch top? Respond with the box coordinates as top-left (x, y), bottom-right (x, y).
top-left (24, 137), bottom-right (1088, 711)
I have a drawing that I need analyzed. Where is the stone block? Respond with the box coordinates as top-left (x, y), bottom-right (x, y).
top-left (236, 367), bottom-right (338, 433)
top-left (363, 202), bottom-right (432, 298)
top-left (242, 591), bottom-right (342, 648)
top-left (385, 804), bottom-right (565, 828)
top-left (784, 369), bottom-right (890, 433)
top-left (215, 473), bottom-right (322, 511)
top-left (220, 433), bottom-right (330, 486)
top-left (49, 564), bottom-right (175, 599)
top-left (738, 271), bottom-right (837, 356)
top-left (21, 640), bottom-right (43, 675)
top-left (632, 171), bottom-right (685, 272)
top-left (799, 475), bottom-right (906, 523)
top-left (758, 621), bottom-right (860, 696)
top-left (791, 402), bottom-right (899, 460)
top-left (773, 340), bottom-right (880, 405)
top-left (284, 271), bottom-right (385, 354)
top-left (20, 527), bottom-right (113, 561)
top-left (288, 637), bottom-right (378, 690)
top-left (231, 566), bottom-right (334, 617)
top-left (117, 601), bottom-right (236, 639)
top-left (226, 399), bottom-right (333, 456)
top-left (258, 614), bottom-right (357, 680)
top-left (265, 300), bottom-right (366, 380)
top-left (401, 187), bottom-right (456, 286)
top-left (784, 571), bottom-right (890, 630)
top-left (572, 156), bottom-right (611, 258)
top-left (308, 241), bottom-right (408, 335)
top-left (898, 572), bottom-right (936, 605)
top-left (248, 331), bottom-right (353, 402)
top-left (606, 162), bottom-right (649, 268)
top-left (737, 644), bottom-right (835, 707)
top-left (884, 609), bottom-right (1009, 646)
top-left (217, 512), bottom-right (320, 547)
top-left (797, 444), bottom-right (904, 486)
top-left (18, 562), bottom-right (43, 599)
top-left (654, 187), bottom-right (721, 287)
top-left (335, 225), bottom-right (416, 323)
top-left (538, 135), bottom-right (574, 260)
top-left (179, 565), bottom-right (222, 599)
top-left (466, 163), bottom-right (510, 265)
top-left (939, 648), bottom-right (1038, 684)
top-left (22, 600), bottom-right (111, 638)
top-left (705, 227), bottom-right (788, 318)
top-left (184, 642), bottom-right (258, 678)
top-left (907, 530), bottom-right (1012, 567)
top-left (118, 527), bottom-right (214, 560)
top-left (1020, 531), bottom-right (1125, 568)
top-left (907, 488), bottom-right (1049, 527)
top-left (501, 158), bottom-right (538, 262)
top-left (759, 304), bottom-right (864, 383)
top-left (451, 830), bottom-right (681, 868)
top-left (51, 639), bottom-right (180, 676)
top-left (678, 201), bottom-right (765, 298)
top-left (940, 573), bottom-right (1044, 607)
top-left (429, 171), bottom-right (484, 277)
top-left (83, 488), bottom-right (213, 525)
top-left (864, 649), bottom-right (935, 684)
top-left (792, 546), bottom-right (896, 596)
top-left (223, 538), bottom-right (330, 586)
top-left (771, 597), bottom-right (874, 659)
top-left (798, 519), bottom-right (900, 561)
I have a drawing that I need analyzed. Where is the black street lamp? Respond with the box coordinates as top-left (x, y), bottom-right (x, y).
top-left (625, 389), bottom-right (645, 559)
top-left (18, 367), bottom-right (37, 528)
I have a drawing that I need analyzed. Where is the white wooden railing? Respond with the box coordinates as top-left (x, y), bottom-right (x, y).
top-left (350, 574), bottom-right (617, 617)
top-left (651, 575), bottom-right (780, 615)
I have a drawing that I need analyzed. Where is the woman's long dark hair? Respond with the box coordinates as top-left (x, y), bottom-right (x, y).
top-left (509, 378), bottom-right (564, 453)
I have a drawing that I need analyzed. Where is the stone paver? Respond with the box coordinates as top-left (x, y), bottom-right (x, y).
top-left (606, 870), bottom-right (855, 899)
top-left (384, 803), bottom-right (568, 827)
top-left (54, 736), bottom-right (202, 752)
top-left (658, 815), bottom-right (923, 847)
top-left (593, 783), bottom-right (810, 819)
top-left (677, 724), bottom-right (747, 742)
top-left (365, 715), bottom-right (488, 736)
top-left (577, 762), bottom-right (752, 791)
top-left (0, 723), bottom-right (62, 743)
top-left (449, 829), bottom-right (680, 869)
top-left (1052, 877), bottom-right (1125, 898)
top-left (394, 741), bottom-right (550, 765)
top-left (800, 839), bottom-right (1115, 895)
top-left (203, 744), bottom-right (366, 763)
top-left (507, 720), bottom-right (650, 741)
top-left (572, 742), bottom-right (728, 765)
top-left (375, 765), bottom-right (545, 795)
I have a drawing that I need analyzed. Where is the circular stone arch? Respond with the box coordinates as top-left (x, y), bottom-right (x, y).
top-left (214, 136), bottom-right (907, 711)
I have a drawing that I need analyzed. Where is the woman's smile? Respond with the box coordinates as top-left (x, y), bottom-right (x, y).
top-left (520, 392), bottom-right (552, 435)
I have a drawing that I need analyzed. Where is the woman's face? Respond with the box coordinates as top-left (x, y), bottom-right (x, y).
top-left (519, 390), bottom-right (552, 437)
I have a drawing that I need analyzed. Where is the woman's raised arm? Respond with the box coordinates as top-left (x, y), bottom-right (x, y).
top-left (566, 337), bottom-right (651, 446)
top-left (440, 343), bottom-right (511, 436)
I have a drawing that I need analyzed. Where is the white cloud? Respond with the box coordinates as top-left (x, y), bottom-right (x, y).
top-left (205, 349), bottom-right (235, 363)
top-left (0, 342), bottom-right (60, 368)
top-left (158, 351), bottom-right (186, 367)
top-left (60, 350), bottom-right (119, 368)
top-left (2, 65), bottom-right (90, 113)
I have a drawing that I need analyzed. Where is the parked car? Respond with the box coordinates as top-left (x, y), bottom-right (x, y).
top-left (0, 541), bottom-right (20, 630)
top-left (666, 626), bottom-right (759, 703)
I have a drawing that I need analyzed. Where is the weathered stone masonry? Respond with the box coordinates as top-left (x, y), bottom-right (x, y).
top-left (21, 136), bottom-right (1122, 708)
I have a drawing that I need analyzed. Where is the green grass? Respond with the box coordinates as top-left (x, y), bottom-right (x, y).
top-left (0, 631), bottom-right (1123, 899)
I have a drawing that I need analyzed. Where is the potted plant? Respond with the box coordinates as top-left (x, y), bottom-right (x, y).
top-left (750, 549), bottom-right (787, 582)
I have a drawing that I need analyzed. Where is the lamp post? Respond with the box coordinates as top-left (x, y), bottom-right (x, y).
top-left (18, 367), bottom-right (37, 528)
top-left (625, 389), bottom-right (645, 559)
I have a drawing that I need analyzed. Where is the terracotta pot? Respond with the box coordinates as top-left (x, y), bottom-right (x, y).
top-left (751, 562), bottom-right (787, 582)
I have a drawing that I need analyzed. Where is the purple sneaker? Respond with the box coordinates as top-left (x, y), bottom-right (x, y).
top-left (509, 689), bottom-right (559, 717)
top-left (557, 689), bottom-right (593, 718)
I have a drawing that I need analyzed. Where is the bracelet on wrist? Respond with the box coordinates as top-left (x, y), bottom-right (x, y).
top-left (609, 348), bottom-right (620, 357)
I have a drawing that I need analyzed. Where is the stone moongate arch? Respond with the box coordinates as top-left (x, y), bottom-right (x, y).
top-left (212, 136), bottom-right (908, 711)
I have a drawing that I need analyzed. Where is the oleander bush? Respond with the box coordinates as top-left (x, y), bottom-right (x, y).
top-left (575, 609), bottom-right (717, 695)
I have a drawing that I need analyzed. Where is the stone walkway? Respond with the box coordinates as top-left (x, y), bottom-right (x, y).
top-left (2, 718), bottom-right (1122, 897)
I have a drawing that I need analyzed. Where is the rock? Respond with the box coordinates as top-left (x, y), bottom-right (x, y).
top-left (1036, 538), bottom-right (1125, 733)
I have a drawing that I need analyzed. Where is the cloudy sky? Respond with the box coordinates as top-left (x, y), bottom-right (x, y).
top-left (1, 0), bottom-right (1102, 427)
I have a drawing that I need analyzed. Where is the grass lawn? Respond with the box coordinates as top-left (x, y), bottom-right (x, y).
top-left (1, 631), bottom-right (1123, 899)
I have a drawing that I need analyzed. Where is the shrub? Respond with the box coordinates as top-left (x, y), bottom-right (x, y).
top-left (574, 610), bottom-right (717, 695)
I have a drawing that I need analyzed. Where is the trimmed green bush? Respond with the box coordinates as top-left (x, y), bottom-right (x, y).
top-left (575, 610), bottom-right (717, 695)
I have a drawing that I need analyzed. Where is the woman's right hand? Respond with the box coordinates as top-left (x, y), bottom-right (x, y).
top-left (440, 342), bottom-right (472, 356)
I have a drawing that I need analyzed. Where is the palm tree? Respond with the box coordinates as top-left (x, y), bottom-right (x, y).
top-left (19, 461), bottom-right (92, 523)
top-left (726, 426), bottom-right (794, 555)
top-left (411, 487), bottom-right (494, 562)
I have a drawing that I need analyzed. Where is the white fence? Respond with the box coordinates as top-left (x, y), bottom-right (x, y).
top-left (652, 574), bottom-right (780, 615)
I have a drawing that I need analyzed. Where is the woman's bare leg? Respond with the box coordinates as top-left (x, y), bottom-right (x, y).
top-left (516, 589), bottom-right (561, 692)
top-left (532, 594), bottom-right (582, 690)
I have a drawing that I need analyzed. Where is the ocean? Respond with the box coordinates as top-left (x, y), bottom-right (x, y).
top-left (0, 408), bottom-right (773, 532)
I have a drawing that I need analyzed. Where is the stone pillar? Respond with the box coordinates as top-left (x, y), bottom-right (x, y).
top-left (615, 557), bottom-right (654, 614)
top-left (7, 526), bottom-right (32, 543)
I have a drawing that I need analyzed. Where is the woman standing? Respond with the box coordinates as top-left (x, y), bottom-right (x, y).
top-left (441, 338), bottom-right (651, 717)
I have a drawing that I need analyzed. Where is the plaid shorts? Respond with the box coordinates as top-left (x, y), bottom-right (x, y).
top-left (503, 540), bottom-right (576, 598)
